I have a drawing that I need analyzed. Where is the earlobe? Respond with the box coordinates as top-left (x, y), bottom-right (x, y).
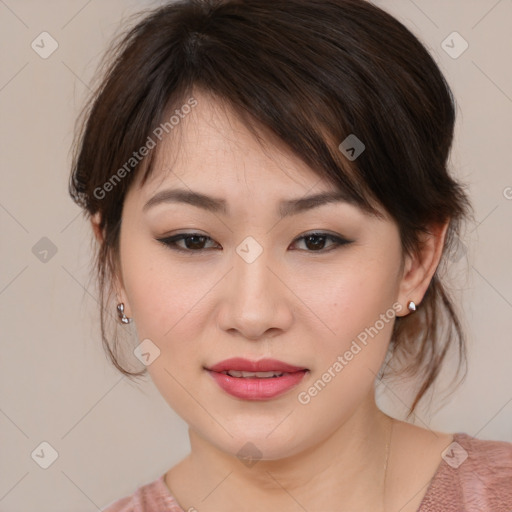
top-left (396, 221), bottom-right (450, 316)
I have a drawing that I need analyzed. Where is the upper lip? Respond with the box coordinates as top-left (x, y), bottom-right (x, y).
top-left (206, 358), bottom-right (308, 373)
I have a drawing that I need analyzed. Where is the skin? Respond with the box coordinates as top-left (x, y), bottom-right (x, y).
top-left (92, 91), bottom-right (454, 511)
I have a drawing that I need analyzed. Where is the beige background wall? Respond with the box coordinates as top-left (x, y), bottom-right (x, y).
top-left (0, 0), bottom-right (511, 510)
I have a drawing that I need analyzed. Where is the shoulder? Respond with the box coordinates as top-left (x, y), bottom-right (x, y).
top-left (419, 432), bottom-right (512, 511)
top-left (451, 432), bottom-right (512, 490)
top-left (101, 474), bottom-right (184, 512)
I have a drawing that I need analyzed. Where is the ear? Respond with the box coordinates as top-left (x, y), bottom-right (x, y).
top-left (396, 220), bottom-right (450, 317)
top-left (90, 212), bottom-right (104, 244)
top-left (90, 212), bottom-right (132, 318)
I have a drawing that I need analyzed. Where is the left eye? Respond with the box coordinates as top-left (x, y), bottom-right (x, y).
top-left (293, 233), bottom-right (352, 251)
top-left (156, 232), bottom-right (352, 254)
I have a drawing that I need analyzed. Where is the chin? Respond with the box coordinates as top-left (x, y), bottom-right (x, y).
top-left (204, 422), bottom-right (309, 462)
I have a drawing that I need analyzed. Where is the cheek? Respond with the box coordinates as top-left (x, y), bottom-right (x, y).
top-left (120, 238), bottom-right (207, 339)
top-left (296, 254), bottom-right (400, 342)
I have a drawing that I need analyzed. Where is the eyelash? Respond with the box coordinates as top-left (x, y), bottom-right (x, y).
top-left (156, 231), bottom-right (352, 254)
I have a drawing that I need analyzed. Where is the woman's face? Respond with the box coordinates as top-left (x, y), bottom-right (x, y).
top-left (116, 93), bottom-right (409, 460)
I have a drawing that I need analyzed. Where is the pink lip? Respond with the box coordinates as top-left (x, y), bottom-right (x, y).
top-left (207, 357), bottom-right (307, 373)
top-left (205, 358), bottom-right (309, 400)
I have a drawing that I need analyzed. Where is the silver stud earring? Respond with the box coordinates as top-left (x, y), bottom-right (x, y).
top-left (117, 302), bottom-right (132, 324)
top-left (407, 300), bottom-right (417, 312)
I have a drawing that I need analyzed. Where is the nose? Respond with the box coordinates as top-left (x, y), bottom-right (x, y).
top-left (215, 243), bottom-right (294, 341)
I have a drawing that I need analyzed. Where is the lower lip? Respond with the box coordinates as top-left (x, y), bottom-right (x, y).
top-left (206, 370), bottom-right (308, 400)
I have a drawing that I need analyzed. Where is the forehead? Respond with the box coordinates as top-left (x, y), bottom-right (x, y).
top-left (134, 91), bottom-right (338, 197)
top-left (124, 91), bottom-right (387, 223)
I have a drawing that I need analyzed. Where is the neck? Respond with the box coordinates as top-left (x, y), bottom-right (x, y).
top-left (174, 393), bottom-right (393, 512)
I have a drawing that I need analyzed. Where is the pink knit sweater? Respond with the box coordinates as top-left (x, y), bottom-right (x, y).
top-left (101, 433), bottom-right (512, 511)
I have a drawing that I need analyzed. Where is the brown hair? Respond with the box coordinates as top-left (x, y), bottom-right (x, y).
top-left (69, 0), bottom-right (472, 415)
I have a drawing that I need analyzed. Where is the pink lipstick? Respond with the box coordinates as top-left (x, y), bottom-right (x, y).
top-left (205, 357), bottom-right (308, 400)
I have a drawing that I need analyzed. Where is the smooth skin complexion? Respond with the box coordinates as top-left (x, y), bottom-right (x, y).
top-left (93, 91), bottom-right (454, 512)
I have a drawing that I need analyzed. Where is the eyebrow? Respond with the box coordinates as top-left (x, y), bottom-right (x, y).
top-left (142, 188), bottom-right (355, 218)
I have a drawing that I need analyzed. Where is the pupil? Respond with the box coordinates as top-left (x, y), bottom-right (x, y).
top-left (305, 235), bottom-right (325, 250)
top-left (187, 235), bottom-right (205, 249)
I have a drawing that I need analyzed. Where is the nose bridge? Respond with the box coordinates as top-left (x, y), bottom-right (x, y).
top-left (216, 234), bottom-right (291, 339)
top-left (232, 235), bottom-right (276, 307)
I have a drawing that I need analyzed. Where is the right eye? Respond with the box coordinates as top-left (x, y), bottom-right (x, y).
top-left (156, 233), bottom-right (220, 254)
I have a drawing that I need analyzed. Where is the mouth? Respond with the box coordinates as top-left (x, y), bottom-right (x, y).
top-left (204, 358), bottom-right (309, 400)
